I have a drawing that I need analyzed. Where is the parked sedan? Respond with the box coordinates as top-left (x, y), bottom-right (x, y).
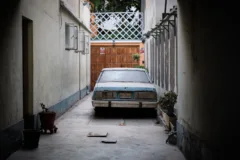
top-left (92, 68), bottom-right (158, 109)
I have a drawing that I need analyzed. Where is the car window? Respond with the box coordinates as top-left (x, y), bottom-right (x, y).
top-left (98, 70), bottom-right (150, 83)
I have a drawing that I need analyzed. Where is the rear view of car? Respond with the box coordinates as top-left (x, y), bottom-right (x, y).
top-left (92, 68), bottom-right (158, 108)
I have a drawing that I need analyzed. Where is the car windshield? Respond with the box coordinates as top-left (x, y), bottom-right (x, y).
top-left (98, 70), bottom-right (150, 83)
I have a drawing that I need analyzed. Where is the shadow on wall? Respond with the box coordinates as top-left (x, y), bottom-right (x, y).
top-left (0, 0), bottom-right (21, 129)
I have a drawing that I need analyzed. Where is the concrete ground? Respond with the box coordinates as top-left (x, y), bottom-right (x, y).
top-left (7, 93), bottom-right (185, 160)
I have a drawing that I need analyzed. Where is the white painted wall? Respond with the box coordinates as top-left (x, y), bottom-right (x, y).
top-left (0, 2), bottom-right (22, 129)
top-left (144, 0), bottom-right (176, 33)
top-left (80, 0), bottom-right (91, 28)
top-left (79, 0), bottom-right (91, 93)
top-left (65, 0), bottom-right (80, 17)
top-left (0, 0), bottom-right (91, 129)
top-left (177, 0), bottom-right (236, 148)
top-left (142, 0), bottom-right (177, 97)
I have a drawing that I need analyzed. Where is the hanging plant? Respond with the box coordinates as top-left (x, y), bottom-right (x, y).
top-left (132, 53), bottom-right (140, 62)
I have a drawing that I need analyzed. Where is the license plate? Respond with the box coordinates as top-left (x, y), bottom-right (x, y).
top-left (119, 92), bottom-right (132, 99)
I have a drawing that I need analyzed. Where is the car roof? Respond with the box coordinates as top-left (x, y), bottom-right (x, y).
top-left (102, 67), bottom-right (146, 71)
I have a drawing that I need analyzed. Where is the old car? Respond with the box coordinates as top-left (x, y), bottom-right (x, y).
top-left (92, 68), bottom-right (158, 109)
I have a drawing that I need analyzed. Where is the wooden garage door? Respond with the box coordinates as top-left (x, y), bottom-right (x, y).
top-left (91, 46), bottom-right (139, 90)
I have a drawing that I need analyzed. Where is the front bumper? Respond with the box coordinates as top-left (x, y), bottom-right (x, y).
top-left (92, 100), bottom-right (157, 108)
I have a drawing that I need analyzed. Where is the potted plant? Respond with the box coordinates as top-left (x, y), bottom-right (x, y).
top-left (158, 90), bottom-right (177, 130)
top-left (158, 90), bottom-right (177, 117)
top-left (132, 53), bottom-right (140, 62)
top-left (39, 103), bottom-right (58, 134)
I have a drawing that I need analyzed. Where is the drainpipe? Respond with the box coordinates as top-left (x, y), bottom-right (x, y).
top-left (79, 0), bottom-right (81, 99)
top-left (79, 33), bottom-right (81, 99)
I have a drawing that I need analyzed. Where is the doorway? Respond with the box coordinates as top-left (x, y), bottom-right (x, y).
top-left (22, 17), bottom-right (34, 129)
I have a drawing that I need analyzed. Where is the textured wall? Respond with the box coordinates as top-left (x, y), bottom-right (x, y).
top-left (0, 0), bottom-right (91, 130)
top-left (0, 0), bottom-right (91, 158)
top-left (177, 0), bottom-right (237, 159)
top-left (143, 0), bottom-right (177, 97)
top-left (0, 1), bottom-right (22, 130)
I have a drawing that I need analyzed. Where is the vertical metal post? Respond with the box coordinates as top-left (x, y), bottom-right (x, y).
top-left (164, 0), bottom-right (168, 18)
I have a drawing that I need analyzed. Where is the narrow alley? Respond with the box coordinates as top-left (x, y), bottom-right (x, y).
top-left (1, 0), bottom-right (238, 160)
top-left (7, 94), bottom-right (185, 160)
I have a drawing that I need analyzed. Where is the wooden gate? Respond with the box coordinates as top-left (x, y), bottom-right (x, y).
top-left (91, 45), bottom-right (140, 90)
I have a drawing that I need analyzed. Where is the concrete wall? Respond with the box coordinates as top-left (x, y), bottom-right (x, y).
top-left (0, 0), bottom-right (91, 129)
top-left (0, 0), bottom-right (23, 131)
top-left (0, 0), bottom-right (91, 159)
top-left (142, 0), bottom-right (177, 98)
top-left (80, 1), bottom-right (91, 28)
top-left (143, 0), bottom-right (176, 32)
top-left (143, 0), bottom-right (156, 32)
top-left (142, 0), bottom-right (237, 159)
top-left (65, 0), bottom-right (80, 17)
top-left (177, 0), bottom-right (237, 159)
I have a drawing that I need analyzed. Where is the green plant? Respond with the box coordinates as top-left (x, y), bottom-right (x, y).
top-left (159, 90), bottom-right (177, 116)
top-left (134, 65), bottom-right (149, 72)
top-left (132, 53), bottom-right (140, 62)
top-left (39, 103), bottom-right (58, 134)
top-left (40, 103), bottom-right (49, 112)
top-left (92, 0), bottom-right (141, 12)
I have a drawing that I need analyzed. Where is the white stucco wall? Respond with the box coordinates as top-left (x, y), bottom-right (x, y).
top-left (142, 0), bottom-right (177, 97)
top-left (143, 0), bottom-right (176, 33)
top-left (65, 0), bottom-right (80, 17)
top-left (144, 0), bottom-right (156, 33)
top-left (0, 2), bottom-right (22, 129)
top-left (0, 0), bottom-right (91, 129)
top-left (177, 0), bottom-right (236, 148)
top-left (143, 0), bottom-right (176, 71)
top-left (59, 9), bottom-right (81, 100)
top-left (79, 0), bottom-right (91, 93)
top-left (80, 2), bottom-right (91, 28)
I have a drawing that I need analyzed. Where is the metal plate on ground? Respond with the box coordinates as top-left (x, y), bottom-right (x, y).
top-left (87, 132), bottom-right (108, 137)
top-left (101, 140), bottom-right (117, 144)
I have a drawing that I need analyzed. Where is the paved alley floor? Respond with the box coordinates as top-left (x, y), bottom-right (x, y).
top-left (7, 93), bottom-right (185, 160)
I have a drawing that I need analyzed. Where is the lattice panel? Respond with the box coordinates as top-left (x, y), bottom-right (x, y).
top-left (90, 12), bottom-right (143, 41)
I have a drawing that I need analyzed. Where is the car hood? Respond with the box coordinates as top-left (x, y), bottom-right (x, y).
top-left (94, 82), bottom-right (156, 92)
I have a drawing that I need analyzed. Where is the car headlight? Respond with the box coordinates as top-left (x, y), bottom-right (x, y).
top-left (135, 92), bottom-right (157, 100)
